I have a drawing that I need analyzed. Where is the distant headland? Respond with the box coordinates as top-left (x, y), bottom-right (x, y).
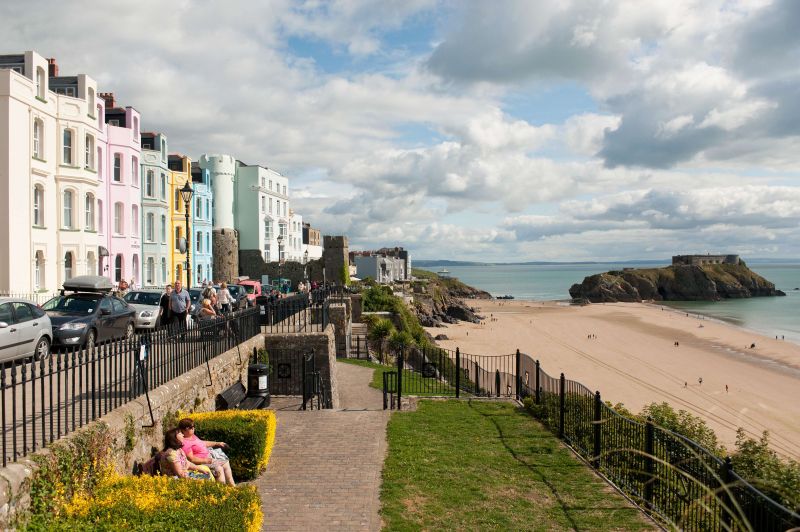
top-left (569, 255), bottom-right (786, 303)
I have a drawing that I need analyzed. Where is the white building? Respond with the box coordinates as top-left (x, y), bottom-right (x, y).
top-left (1, 51), bottom-right (104, 294)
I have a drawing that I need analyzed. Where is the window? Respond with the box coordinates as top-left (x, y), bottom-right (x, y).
top-left (269, 198), bottom-right (273, 214)
top-left (36, 67), bottom-right (45, 99)
top-left (64, 251), bottom-right (74, 280)
top-left (146, 213), bottom-right (154, 241)
top-left (269, 180), bottom-right (272, 191)
top-left (88, 88), bottom-right (95, 113)
top-left (145, 170), bottom-right (154, 197)
top-left (63, 190), bottom-right (73, 228)
top-left (108, 119), bottom-right (119, 126)
top-left (133, 117), bottom-right (139, 138)
top-left (63, 129), bottom-right (73, 165)
top-left (113, 154), bottom-right (121, 181)
top-left (205, 233), bottom-right (209, 254)
top-left (97, 104), bottom-right (103, 128)
top-left (33, 185), bottom-right (44, 227)
top-left (98, 199), bottom-right (104, 233)
top-left (114, 255), bottom-right (123, 282)
top-left (132, 157), bottom-right (139, 186)
top-left (132, 205), bottom-right (139, 236)
top-left (86, 252), bottom-right (96, 276)
top-left (174, 189), bottom-right (182, 212)
top-left (175, 227), bottom-right (182, 250)
top-left (261, 196), bottom-right (265, 213)
top-left (160, 139), bottom-right (166, 161)
top-left (146, 257), bottom-right (154, 285)
top-left (85, 193), bottom-right (95, 230)
top-left (283, 185), bottom-right (287, 195)
top-left (33, 119), bottom-right (43, 159)
top-left (161, 258), bottom-right (167, 285)
top-left (132, 254), bottom-right (139, 284)
top-left (261, 177), bottom-right (266, 188)
top-left (205, 199), bottom-right (210, 219)
top-left (160, 215), bottom-right (166, 243)
top-left (114, 202), bottom-right (123, 235)
top-left (283, 202), bottom-right (286, 217)
top-left (196, 198), bottom-right (202, 219)
top-left (160, 173), bottom-right (166, 199)
top-left (196, 231), bottom-right (202, 253)
top-left (196, 265), bottom-right (202, 285)
top-left (34, 251), bottom-right (44, 289)
top-left (85, 134), bottom-right (94, 169)
top-left (97, 148), bottom-right (103, 179)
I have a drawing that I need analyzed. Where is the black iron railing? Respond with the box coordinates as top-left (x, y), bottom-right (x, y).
top-left (381, 347), bottom-right (800, 531)
top-left (257, 293), bottom-right (329, 334)
top-left (259, 347), bottom-right (332, 410)
top-left (0, 306), bottom-right (260, 467)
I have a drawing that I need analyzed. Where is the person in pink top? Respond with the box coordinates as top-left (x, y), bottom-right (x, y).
top-left (178, 418), bottom-right (235, 485)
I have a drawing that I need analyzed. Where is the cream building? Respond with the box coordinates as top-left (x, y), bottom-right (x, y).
top-left (1, 51), bottom-right (103, 294)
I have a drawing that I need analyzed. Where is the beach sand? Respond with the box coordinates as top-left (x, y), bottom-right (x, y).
top-left (426, 299), bottom-right (800, 459)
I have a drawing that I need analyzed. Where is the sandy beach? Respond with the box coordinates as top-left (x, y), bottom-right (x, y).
top-left (427, 299), bottom-right (800, 459)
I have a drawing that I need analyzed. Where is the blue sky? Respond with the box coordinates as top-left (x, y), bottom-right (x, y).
top-left (2, 0), bottom-right (799, 261)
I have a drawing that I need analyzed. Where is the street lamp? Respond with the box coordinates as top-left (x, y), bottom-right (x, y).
top-left (276, 234), bottom-right (284, 293)
top-left (303, 249), bottom-right (309, 285)
top-left (180, 182), bottom-right (194, 289)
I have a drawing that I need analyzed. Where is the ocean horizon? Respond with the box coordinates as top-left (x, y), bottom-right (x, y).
top-left (417, 261), bottom-right (800, 345)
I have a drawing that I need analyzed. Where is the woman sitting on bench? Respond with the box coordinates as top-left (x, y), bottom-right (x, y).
top-left (159, 428), bottom-right (212, 480)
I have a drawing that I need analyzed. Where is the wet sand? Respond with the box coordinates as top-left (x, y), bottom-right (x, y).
top-left (426, 299), bottom-right (800, 459)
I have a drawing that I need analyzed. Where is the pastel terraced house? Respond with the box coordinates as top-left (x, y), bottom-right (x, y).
top-left (0, 51), bottom-right (104, 294)
top-left (168, 154), bottom-right (192, 286)
top-left (100, 93), bottom-right (142, 287)
top-left (190, 162), bottom-right (213, 285)
top-left (140, 132), bottom-right (171, 288)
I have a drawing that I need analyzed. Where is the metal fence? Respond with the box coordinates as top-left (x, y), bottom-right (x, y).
top-left (260, 347), bottom-right (331, 410)
top-left (381, 346), bottom-right (800, 531)
top-left (257, 293), bottom-right (329, 334)
top-left (0, 306), bottom-right (261, 467)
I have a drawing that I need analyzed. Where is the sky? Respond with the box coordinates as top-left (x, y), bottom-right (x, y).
top-left (3, 0), bottom-right (799, 261)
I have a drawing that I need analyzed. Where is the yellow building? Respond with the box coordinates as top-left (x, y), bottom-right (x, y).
top-left (168, 154), bottom-right (192, 286)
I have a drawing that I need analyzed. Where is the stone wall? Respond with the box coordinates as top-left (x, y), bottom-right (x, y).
top-left (263, 325), bottom-right (339, 409)
top-left (214, 228), bottom-right (240, 283)
top-left (238, 250), bottom-right (324, 286)
top-left (0, 334), bottom-right (264, 528)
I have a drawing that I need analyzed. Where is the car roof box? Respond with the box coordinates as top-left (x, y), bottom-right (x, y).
top-left (62, 275), bottom-right (114, 293)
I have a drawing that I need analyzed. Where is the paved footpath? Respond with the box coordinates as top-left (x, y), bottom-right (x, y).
top-left (255, 361), bottom-right (390, 531)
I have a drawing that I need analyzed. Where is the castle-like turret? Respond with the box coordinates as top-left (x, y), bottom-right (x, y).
top-left (199, 154), bottom-right (239, 282)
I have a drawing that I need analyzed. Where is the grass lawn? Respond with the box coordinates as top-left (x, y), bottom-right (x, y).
top-left (381, 400), bottom-right (655, 531)
top-left (338, 358), bottom-right (457, 396)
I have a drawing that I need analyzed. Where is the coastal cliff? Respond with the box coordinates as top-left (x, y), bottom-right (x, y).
top-left (569, 263), bottom-right (786, 303)
top-left (411, 268), bottom-right (492, 326)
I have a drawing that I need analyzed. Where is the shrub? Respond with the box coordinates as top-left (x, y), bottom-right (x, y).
top-left (185, 409), bottom-right (277, 481)
top-left (26, 475), bottom-right (263, 532)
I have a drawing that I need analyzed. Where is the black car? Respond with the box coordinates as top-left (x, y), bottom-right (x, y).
top-left (42, 276), bottom-right (136, 349)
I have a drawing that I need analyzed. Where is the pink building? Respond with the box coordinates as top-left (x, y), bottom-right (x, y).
top-left (98, 93), bottom-right (142, 287)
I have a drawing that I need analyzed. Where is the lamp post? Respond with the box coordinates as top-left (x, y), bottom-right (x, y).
top-left (303, 249), bottom-right (309, 287)
top-left (180, 182), bottom-right (194, 289)
top-left (276, 234), bottom-right (284, 293)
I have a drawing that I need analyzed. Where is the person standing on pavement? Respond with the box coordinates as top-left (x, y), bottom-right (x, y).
top-left (159, 284), bottom-right (173, 327)
top-left (217, 282), bottom-right (232, 314)
top-left (170, 280), bottom-right (191, 337)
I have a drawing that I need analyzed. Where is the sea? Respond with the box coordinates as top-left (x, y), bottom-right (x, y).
top-left (417, 262), bottom-right (800, 345)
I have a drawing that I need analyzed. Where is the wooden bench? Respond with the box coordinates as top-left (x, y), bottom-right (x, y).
top-left (216, 382), bottom-right (247, 410)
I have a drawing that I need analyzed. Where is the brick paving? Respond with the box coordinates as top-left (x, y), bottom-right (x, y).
top-left (256, 361), bottom-right (389, 531)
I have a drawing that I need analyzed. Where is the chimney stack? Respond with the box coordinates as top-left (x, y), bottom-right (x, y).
top-left (98, 92), bottom-right (116, 109)
top-left (47, 58), bottom-right (58, 77)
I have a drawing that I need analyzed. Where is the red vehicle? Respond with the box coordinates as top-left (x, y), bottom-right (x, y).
top-left (237, 279), bottom-right (263, 306)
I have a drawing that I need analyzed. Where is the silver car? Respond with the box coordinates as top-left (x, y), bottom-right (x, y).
top-left (122, 290), bottom-right (164, 330)
top-left (0, 298), bottom-right (52, 362)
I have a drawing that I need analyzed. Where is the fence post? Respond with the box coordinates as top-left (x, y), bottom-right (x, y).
top-left (535, 359), bottom-right (540, 404)
top-left (396, 348), bottom-right (403, 410)
top-left (644, 417), bottom-right (655, 509)
top-left (455, 348), bottom-right (460, 398)
top-left (301, 352), bottom-right (307, 411)
top-left (382, 372), bottom-right (388, 410)
top-left (559, 372), bottom-right (565, 439)
top-left (593, 391), bottom-right (601, 469)
top-left (720, 456), bottom-right (733, 529)
top-left (474, 360), bottom-right (479, 396)
top-left (515, 349), bottom-right (521, 401)
top-left (495, 369), bottom-right (501, 397)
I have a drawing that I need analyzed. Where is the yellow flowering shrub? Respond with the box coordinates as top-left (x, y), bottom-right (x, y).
top-left (182, 409), bottom-right (277, 480)
top-left (28, 475), bottom-right (263, 531)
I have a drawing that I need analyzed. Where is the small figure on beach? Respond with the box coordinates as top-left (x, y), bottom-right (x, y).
top-left (674, 341), bottom-right (680, 347)
top-left (698, 377), bottom-right (703, 386)
top-left (684, 381), bottom-right (688, 388)
top-left (725, 384), bottom-right (729, 393)
top-left (750, 343), bottom-right (756, 349)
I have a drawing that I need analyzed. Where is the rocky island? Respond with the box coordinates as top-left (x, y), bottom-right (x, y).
top-left (569, 255), bottom-right (786, 303)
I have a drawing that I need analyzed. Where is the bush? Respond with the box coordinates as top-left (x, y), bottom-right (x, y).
top-left (185, 409), bottom-right (277, 481)
top-left (26, 475), bottom-right (262, 532)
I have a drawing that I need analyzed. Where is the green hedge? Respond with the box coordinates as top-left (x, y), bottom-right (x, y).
top-left (24, 475), bottom-right (262, 532)
top-left (186, 410), bottom-right (276, 481)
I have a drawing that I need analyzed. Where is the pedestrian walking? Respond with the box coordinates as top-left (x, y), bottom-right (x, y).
top-left (698, 377), bottom-right (703, 386)
top-left (170, 280), bottom-right (191, 339)
top-left (159, 284), bottom-right (173, 327)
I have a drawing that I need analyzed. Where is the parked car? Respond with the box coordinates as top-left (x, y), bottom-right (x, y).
top-left (0, 297), bottom-right (53, 362)
top-left (43, 276), bottom-right (136, 349)
top-left (123, 290), bottom-right (164, 330)
top-left (237, 279), bottom-right (263, 306)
